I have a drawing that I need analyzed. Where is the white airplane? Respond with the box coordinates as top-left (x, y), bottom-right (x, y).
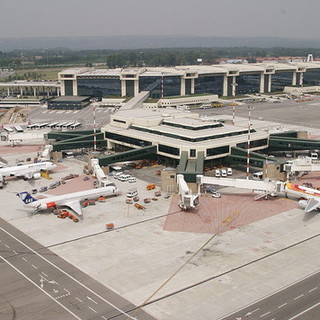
top-left (285, 182), bottom-right (320, 212)
top-left (197, 175), bottom-right (320, 213)
top-left (16, 185), bottom-right (120, 216)
top-left (0, 161), bottom-right (56, 180)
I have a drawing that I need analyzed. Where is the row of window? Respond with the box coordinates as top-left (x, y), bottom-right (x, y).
top-left (130, 125), bottom-right (256, 143)
top-left (162, 121), bottom-right (223, 131)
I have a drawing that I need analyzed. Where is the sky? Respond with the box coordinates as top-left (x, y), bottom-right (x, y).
top-left (1, 0), bottom-right (319, 39)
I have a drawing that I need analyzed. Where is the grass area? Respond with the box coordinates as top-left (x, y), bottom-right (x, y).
top-left (163, 93), bottom-right (215, 99)
top-left (0, 67), bottom-right (64, 82)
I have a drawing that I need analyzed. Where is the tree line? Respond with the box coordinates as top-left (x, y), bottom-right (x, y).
top-left (0, 47), bottom-right (319, 70)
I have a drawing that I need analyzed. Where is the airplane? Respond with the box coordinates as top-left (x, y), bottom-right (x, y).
top-left (16, 185), bottom-right (120, 217)
top-left (0, 161), bottom-right (56, 181)
top-left (197, 175), bottom-right (320, 213)
top-left (285, 182), bottom-right (320, 213)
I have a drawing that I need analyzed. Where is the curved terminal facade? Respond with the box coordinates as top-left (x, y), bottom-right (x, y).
top-left (59, 61), bottom-right (320, 98)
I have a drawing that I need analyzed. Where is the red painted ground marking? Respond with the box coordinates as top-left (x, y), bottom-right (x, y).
top-left (164, 193), bottom-right (298, 234)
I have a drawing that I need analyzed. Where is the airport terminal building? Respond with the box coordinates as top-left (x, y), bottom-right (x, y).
top-left (59, 61), bottom-right (320, 99)
top-left (101, 109), bottom-right (269, 165)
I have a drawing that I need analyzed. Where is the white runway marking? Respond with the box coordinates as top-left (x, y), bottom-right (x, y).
top-left (0, 253), bottom-right (81, 320)
top-left (0, 226), bottom-right (137, 319)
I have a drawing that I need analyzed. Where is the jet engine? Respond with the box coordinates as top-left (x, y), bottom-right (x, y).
top-left (33, 172), bottom-right (41, 179)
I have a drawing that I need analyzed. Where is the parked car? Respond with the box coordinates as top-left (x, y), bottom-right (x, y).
top-left (227, 167), bottom-right (233, 175)
top-left (214, 169), bottom-right (221, 177)
top-left (128, 177), bottom-right (136, 183)
top-left (212, 191), bottom-right (221, 198)
top-left (127, 189), bottom-right (138, 198)
top-left (221, 169), bottom-right (227, 177)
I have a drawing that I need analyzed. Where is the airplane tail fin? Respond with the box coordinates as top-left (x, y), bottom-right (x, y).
top-left (16, 192), bottom-right (37, 204)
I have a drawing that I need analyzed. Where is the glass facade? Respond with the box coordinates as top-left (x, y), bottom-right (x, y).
top-left (131, 125), bottom-right (255, 143)
top-left (207, 145), bottom-right (229, 156)
top-left (236, 138), bottom-right (268, 149)
top-left (272, 72), bottom-right (294, 91)
top-left (77, 77), bottom-right (121, 97)
top-left (195, 75), bottom-right (223, 95)
top-left (163, 121), bottom-right (223, 130)
top-left (139, 76), bottom-right (181, 98)
top-left (158, 144), bottom-right (180, 156)
top-left (303, 69), bottom-right (320, 86)
top-left (105, 132), bottom-right (151, 147)
top-left (237, 73), bottom-right (261, 94)
top-left (64, 80), bottom-right (73, 96)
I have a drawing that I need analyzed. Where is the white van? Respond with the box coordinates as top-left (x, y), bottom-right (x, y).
top-left (227, 167), bottom-right (232, 175)
top-left (118, 174), bottom-right (131, 182)
top-left (221, 169), bottom-right (227, 177)
top-left (127, 189), bottom-right (138, 198)
top-left (214, 169), bottom-right (221, 177)
top-left (252, 171), bottom-right (263, 180)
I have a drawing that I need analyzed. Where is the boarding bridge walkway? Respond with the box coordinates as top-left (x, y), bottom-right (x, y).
top-left (196, 175), bottom-right (284, 196)
top-left (269, 136), bottom-right (320, 151)
top-left (284, 156), bottom-right (320, 175)
top-left (225, 147), bottom-right (278, 168)
top-left (178, 151), bottom-right (204, 182)
top-left (97, 145), bottom-right (157, 166)
top-left (120, 91), bottom-right (150, 110)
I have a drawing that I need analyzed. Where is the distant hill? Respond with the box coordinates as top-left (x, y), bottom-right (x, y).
top-left (1, 35), bottom-right (320, 51)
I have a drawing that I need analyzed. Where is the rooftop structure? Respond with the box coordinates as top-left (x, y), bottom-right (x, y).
top-left (101, 108), bottom-right (269, 163)
top-left (58, 61), bottom-right (320, 99)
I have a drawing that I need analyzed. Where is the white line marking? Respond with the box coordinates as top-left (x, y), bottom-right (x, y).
top-left (288, 301), bottom-right (320, 320)
top-left (86, 295), bottom-right (98, 304)
top-left (22, 257), bottom-right (28, 262)
top-left (309, 287), bottom-right (318, 292)
top-left (0, 254), bottom-right (81, 320)
top-left (13, 250), bottom-right (17, 254)
top-left (89, 306), bottom-right (97, 313)
top-left (32, 264), bottom-right (38, 270)
top-left (0, 226), bottom-right (137, 320)
top-left (102, 316), bottom-right (108, 320)
top-left (5, 244), bottom-right (10, 248)
top-left (294, 294), bottom-right (304, 300)
top-left (278, 303), bottom-right (287, 308)
top-left (42, 272), bottom-right (48, 277)
top-left (76, 297), bottom-right (83, 303)
top-left (261, 311), bottom-right (271, 317)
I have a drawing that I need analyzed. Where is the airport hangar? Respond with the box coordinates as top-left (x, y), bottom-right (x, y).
top-left (58, 61), bottom-right (320, 99)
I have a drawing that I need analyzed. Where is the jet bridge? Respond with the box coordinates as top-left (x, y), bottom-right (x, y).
top-left (284, 156), bottom-right (320, 178)
top-left (177, 174), bottom-right (199, 210)
top-left (91, 158), bottom-right (113, 188)
top-left (196, 175), bottom-right (285, 198)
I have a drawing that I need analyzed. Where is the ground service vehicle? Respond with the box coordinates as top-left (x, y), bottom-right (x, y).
top-left (147, 183), bottom-right (156, 190)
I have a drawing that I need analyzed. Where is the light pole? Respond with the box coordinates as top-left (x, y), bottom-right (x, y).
top-left (231, 79), bottom-right (238, 125)
top-left (246, 105), bottom-right (254, 180)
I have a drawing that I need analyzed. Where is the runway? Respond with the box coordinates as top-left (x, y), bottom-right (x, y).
top-left (0, 217), bottom-right (154, 320)
top-left (221, 270), bottom-right (320, 320)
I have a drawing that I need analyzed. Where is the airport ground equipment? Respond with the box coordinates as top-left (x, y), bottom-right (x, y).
top-left (177, 174), bottom-right (199, 210)
top-left (39, 144), bottom-right (53, 161)
top-left (0, 174), bottom-right (7, 188)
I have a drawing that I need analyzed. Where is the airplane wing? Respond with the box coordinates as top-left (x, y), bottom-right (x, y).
top-left (65, 201), bottom-right (83, 216)
top-left (305, 198), bottom-right (320, 212)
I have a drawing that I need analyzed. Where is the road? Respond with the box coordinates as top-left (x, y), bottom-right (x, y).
top-left (0, 217), bottom-right (154, 320)
top-left (193, 98), bottom-right (320, 129)
top-left (221, 271), bottom-right (320, 320)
